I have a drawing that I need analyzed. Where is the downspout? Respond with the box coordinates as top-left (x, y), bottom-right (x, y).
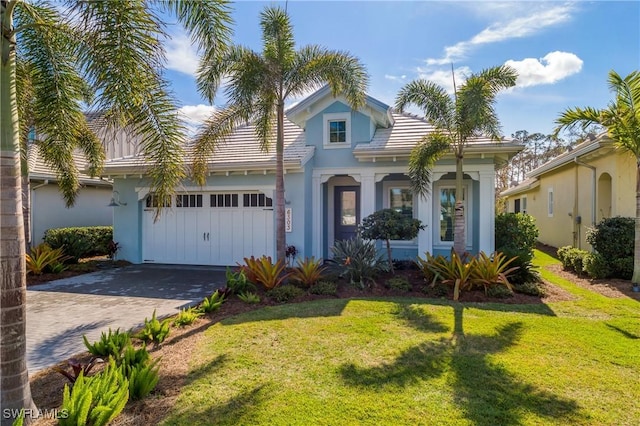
top-left (574, 158), bottom-right (596, 249)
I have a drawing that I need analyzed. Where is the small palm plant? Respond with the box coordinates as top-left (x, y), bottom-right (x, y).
top-left (290, 257), bottom-right (327, 287)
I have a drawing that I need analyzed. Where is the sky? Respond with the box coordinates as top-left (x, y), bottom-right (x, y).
top-left (162, 1), bottom-right (640, 139)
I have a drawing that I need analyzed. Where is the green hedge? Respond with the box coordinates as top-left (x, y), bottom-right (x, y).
top-left (495, 213), bottom-right (540, 284)
top-left (43, 226), bottom-right (113, 262)
top-left (586, 217), bottom-right (634, 279)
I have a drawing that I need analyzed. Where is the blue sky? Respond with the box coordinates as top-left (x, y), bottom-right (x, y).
top-left (163, 1), bottom-right (639, 139)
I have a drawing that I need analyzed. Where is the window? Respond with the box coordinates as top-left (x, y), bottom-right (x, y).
top-left (211, 193), bottom-right (238, 208)
top-left (522, 196), bottom-right (527, 214)
top-left (329, 120), bottom-right (346, 143)
top-left (176, 194), bottom-right (202, 208)
top-left (243, 193), bottom-right (273, 207)
top-left (514, 198), bottom-right (521, 213)
top-left (438, 187), bottom-right (467, 243)
top-left (548, 188), bottom-right (554, 217)
top-left (389, 187), bottom-right (413, 218)
top-left (146, 194), bottom-right (171, 208)
top-left (322, 112), bottom-right (350, 147)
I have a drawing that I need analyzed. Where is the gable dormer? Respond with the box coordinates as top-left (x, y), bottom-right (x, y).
top-left (286, 86), bottom-right (394, 147)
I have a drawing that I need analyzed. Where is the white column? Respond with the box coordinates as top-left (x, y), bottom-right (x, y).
top-left (312, 176), bottom-right (322, 258)
top-left (360, 170), bottom-right (376, 219)
top-left (417, 191), bottom-right (432, 256)
top-left (478, 170), bottom-right (495, 253)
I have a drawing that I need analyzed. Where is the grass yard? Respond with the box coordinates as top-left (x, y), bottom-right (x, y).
top-left (162, 250), bottom-right (640, 426)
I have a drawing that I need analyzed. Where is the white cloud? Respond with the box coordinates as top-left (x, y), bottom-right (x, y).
top-left (426, 4), bottom-right (575, 66)
top-left (416, 66), bottom-right (472, 94)
top-left (178, 104), bottom-right (216, 126)
top-left (384, 74), bottom-right (407, 81)
top-left (506, 51), bottom-right (583, 87)
top-left (165, 32), bottom-right (200, 76)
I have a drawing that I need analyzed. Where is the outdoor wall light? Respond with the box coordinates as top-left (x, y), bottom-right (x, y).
top-left (108, 190), bottom-right (127, 207)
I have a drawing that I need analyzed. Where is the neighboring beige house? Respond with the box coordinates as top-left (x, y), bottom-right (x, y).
top-left (501, 133), bottom-right (635, 250)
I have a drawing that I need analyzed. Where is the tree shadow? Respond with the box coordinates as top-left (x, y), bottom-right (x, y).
top-left (220, 299), bottom-right (350, 325)
top-left (340, 304), bottom-right (582, 425)
top-left (605, 323), bottom-right (639, 339)
top-left (393, 304), bottom-right (450, 334)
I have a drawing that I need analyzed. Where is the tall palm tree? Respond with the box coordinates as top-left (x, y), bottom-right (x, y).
top-left (0, 1), bottom-right (231, 423)
top-left (191, 6), bottom-right (369, 262)
top-left (395, 66), bottom-right (517, 256)
top-left (554, 70), bottom-right (640, 287)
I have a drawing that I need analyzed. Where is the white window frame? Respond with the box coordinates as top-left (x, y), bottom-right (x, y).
top-left (547, 188), bottom-right (554, 217)
top-left (323, 112), bottom-right (351, 149)
top-left (382, 181), bottom-right (417, 246)
top-left (522, 195), bottom-right (527, 214)
top-left (433, 182), bottom-right (472, 248)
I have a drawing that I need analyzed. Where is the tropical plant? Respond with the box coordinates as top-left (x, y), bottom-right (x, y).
top-left (25, 243), bottom-right (71, 275)
top-left (266, 285), bottom-right (305, 303)
top-left (290, 257), bottom-right (327, 287)
top-left (360, 209), bottom-right (424, 273)
top-left (1, 0), bottom-right (232, 414)
top-left (225, 268), bottom-right (256, 295)
top-left (200, 290), bottom-right (226, 313)
top-left (330, 236), bottom-right (387, 289)
top-left (124, 359), bottom-right (160, 401)
top-left (173, 307), bottom-right (203, 327)
top-left (285, 245), bottom-right (298, 267)
top-left (241, 255), bottom-right (291, 290)
top-left (422, 251), bottom-right (474, 301)
top-left (54, 357), bottom-right (101, 384)
top-left (137, 310), bottom-right (171, 347)
top-left (190, 5), bottom-right (368, 262)
top-left (469, 252), bottom-right (518, 295)
top-left (118, 344), bottom-right (151, 377)
top-left (83, 328), bottom-right (131, 360)
top-left (237, 291), bottom-right (261, 304)
top-left (554, 70), bottom-right (640, 286)
top-left (395, 66), bottom-right (517, 256)
top-left (59, 359), bottom-right (129, 426)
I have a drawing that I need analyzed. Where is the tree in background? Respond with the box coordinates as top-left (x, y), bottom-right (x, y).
top-left (554, 69), bottom-right (640, 288)
top-left (191, 6), bottom-right (368, 262)
top-left (0, 1), bottom-right (232, 422)
top-left (395, 66), bottom-right (517, 256)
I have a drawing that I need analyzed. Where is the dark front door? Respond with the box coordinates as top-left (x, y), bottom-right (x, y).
top-left (334, 186), bottom-right (360, 242)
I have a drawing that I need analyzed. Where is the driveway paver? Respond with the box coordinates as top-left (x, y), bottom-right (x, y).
top-left (27, 264), bottom-right (226, 374)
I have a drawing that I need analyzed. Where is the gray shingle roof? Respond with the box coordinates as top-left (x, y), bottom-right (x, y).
top-left (28, 145), bottom-right (111, 186)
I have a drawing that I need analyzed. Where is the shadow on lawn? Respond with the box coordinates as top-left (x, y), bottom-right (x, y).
top-left (340, 304), bottom-right (582, 425)
top-left (220, 298), bottom-right (350, 325)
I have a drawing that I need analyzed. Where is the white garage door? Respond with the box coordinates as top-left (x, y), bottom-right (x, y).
top-left (142, 192), bottom-right (274, 266)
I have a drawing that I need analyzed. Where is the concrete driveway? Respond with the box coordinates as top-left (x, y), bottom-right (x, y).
top-left (27, 264), bottom-right (227, 374)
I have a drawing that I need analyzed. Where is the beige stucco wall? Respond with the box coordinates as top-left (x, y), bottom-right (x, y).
top-left (505, 148), bottom-right (635, 250)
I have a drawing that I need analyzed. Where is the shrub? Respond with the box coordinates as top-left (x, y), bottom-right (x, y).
top-left (238, 291), bottom-right (261, 304)
top-left (586, 217), bottom-right (634, 279)
top-left (266, 285), bottom-right (304, 303)
top-left (495, 213), bottom-right (539, 285)
top-left (119, 344), bottom-right (151, 376)
top-left (612, 257), bottom-right (633, 280)
top-left (309, 281), bottom-right (338, 296)
top-left (583, 252), bottom-right (611, 279)
top-left (44, 226), bottom-right (113, 262)
top-left (470, 252), bottom-right (518, 295)
top-left (83, 328), bottom-right (131, 360)
top-left (384, 276), bottom-right (412, 292)
top-left (360, 209), bottom-right (424, 273)
top-left (241, 256), bottom-right (290, 290)
top-left (419, 251), bottom-right (473, 301)
top-left (137, 310), bottom-right (171, 347)
top-left (557, 246), bottom-right (589, 273)
top-left (513, 281), bottom-right (547, 297)
top-left (60, 359), bottom-right (129, 426)
top-left (200, 290), bottom-right (225, 313)
top-left (487, 285), bottom-right (514, 299)
top-left (173, 307), bottom-right (203, 327)
top-left (330, 236), bottom-right (387, 289)
top-left (25, 243), bottom-right (71, 275)
top-left (225, 268), bottom-right (256, 295)
top-left (290, 257), bottom-right (327, 287)
top-left (125, 359), bottom-right (160, 400)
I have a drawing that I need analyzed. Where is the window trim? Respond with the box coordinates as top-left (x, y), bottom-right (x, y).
top-left (322, 112), bottom-right (351, 149)
top-left (382, 181), bottom-right (417, 246)
top-left (522, 195), bottom-right (527, 214)
top-left (433, 182), bottom-right (472, 248)
top-left (547, 188), bottom-right (554, 217)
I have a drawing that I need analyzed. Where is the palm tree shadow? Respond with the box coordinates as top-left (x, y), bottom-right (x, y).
top-left (340, 303), bottom-right (582, 425)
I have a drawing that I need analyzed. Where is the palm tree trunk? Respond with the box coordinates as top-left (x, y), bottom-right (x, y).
top-left (275, 102), bottom-right (286, 262)
top-left (22, 174), bottom-right (30, 249)
top-left (632, 160), bottom-right (640, 286)
top-left (1, 8), bottom-right (38, 422)
top-left (453, 153), bottom-right (466, 256)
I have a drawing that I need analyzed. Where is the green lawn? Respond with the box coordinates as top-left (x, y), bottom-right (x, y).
top-left (163, 250), bottom-right (640, 426)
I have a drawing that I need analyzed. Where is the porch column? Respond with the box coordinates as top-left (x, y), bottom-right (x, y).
top-left (312, 175), bottom-right (322, 258)
top-left (360, 170), bottom-right (375, 219)
top-left (417, 191), bottom-right (432, 256)
top-left (478, 170), bottom-right (495, 253)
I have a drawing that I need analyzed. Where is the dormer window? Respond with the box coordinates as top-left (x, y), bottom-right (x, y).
top-left (323, 112), bottom-right (351, 148)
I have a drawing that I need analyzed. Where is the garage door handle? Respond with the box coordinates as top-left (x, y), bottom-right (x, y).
top-left (207, 232), bottom-right (210, 241)
top-left (203, 232), bottom-right (206, 241)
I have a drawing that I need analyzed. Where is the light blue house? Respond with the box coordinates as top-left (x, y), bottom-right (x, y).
top-left (102, 87), bottom-right (521, 266)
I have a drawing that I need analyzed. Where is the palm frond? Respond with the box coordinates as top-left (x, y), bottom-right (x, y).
top-left (224, 49), bottom-right (271, 109)
top-left (191, 104), bottom-right (253, 185)
top-left (394, 79), bottom-right (454, 130)
top-left (75, 121), bottom-right (105, 178)
top-left (260, 6), bottom-right (295, 70)
top-left (253, 91), bottom-right (277, 153)
top-left (15, 58), bottom-right (35, 175)
top-left (408, 133), bottom-right (450, 198)
top-left (554, 107), bottom-right (603, 135)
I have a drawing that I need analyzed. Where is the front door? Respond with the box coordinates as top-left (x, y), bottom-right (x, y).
top-left (334, 186), bottom-right (360, 242)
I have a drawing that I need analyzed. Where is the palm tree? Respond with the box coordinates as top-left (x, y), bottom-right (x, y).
top-left (191, 6), bottom-right (369, 262)
top-left (554, 70), bottom-right (640, 287)
top-left (0, 1), bottom-right (231, 423)
top-left (395, 66), bottom-right (517, 256)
